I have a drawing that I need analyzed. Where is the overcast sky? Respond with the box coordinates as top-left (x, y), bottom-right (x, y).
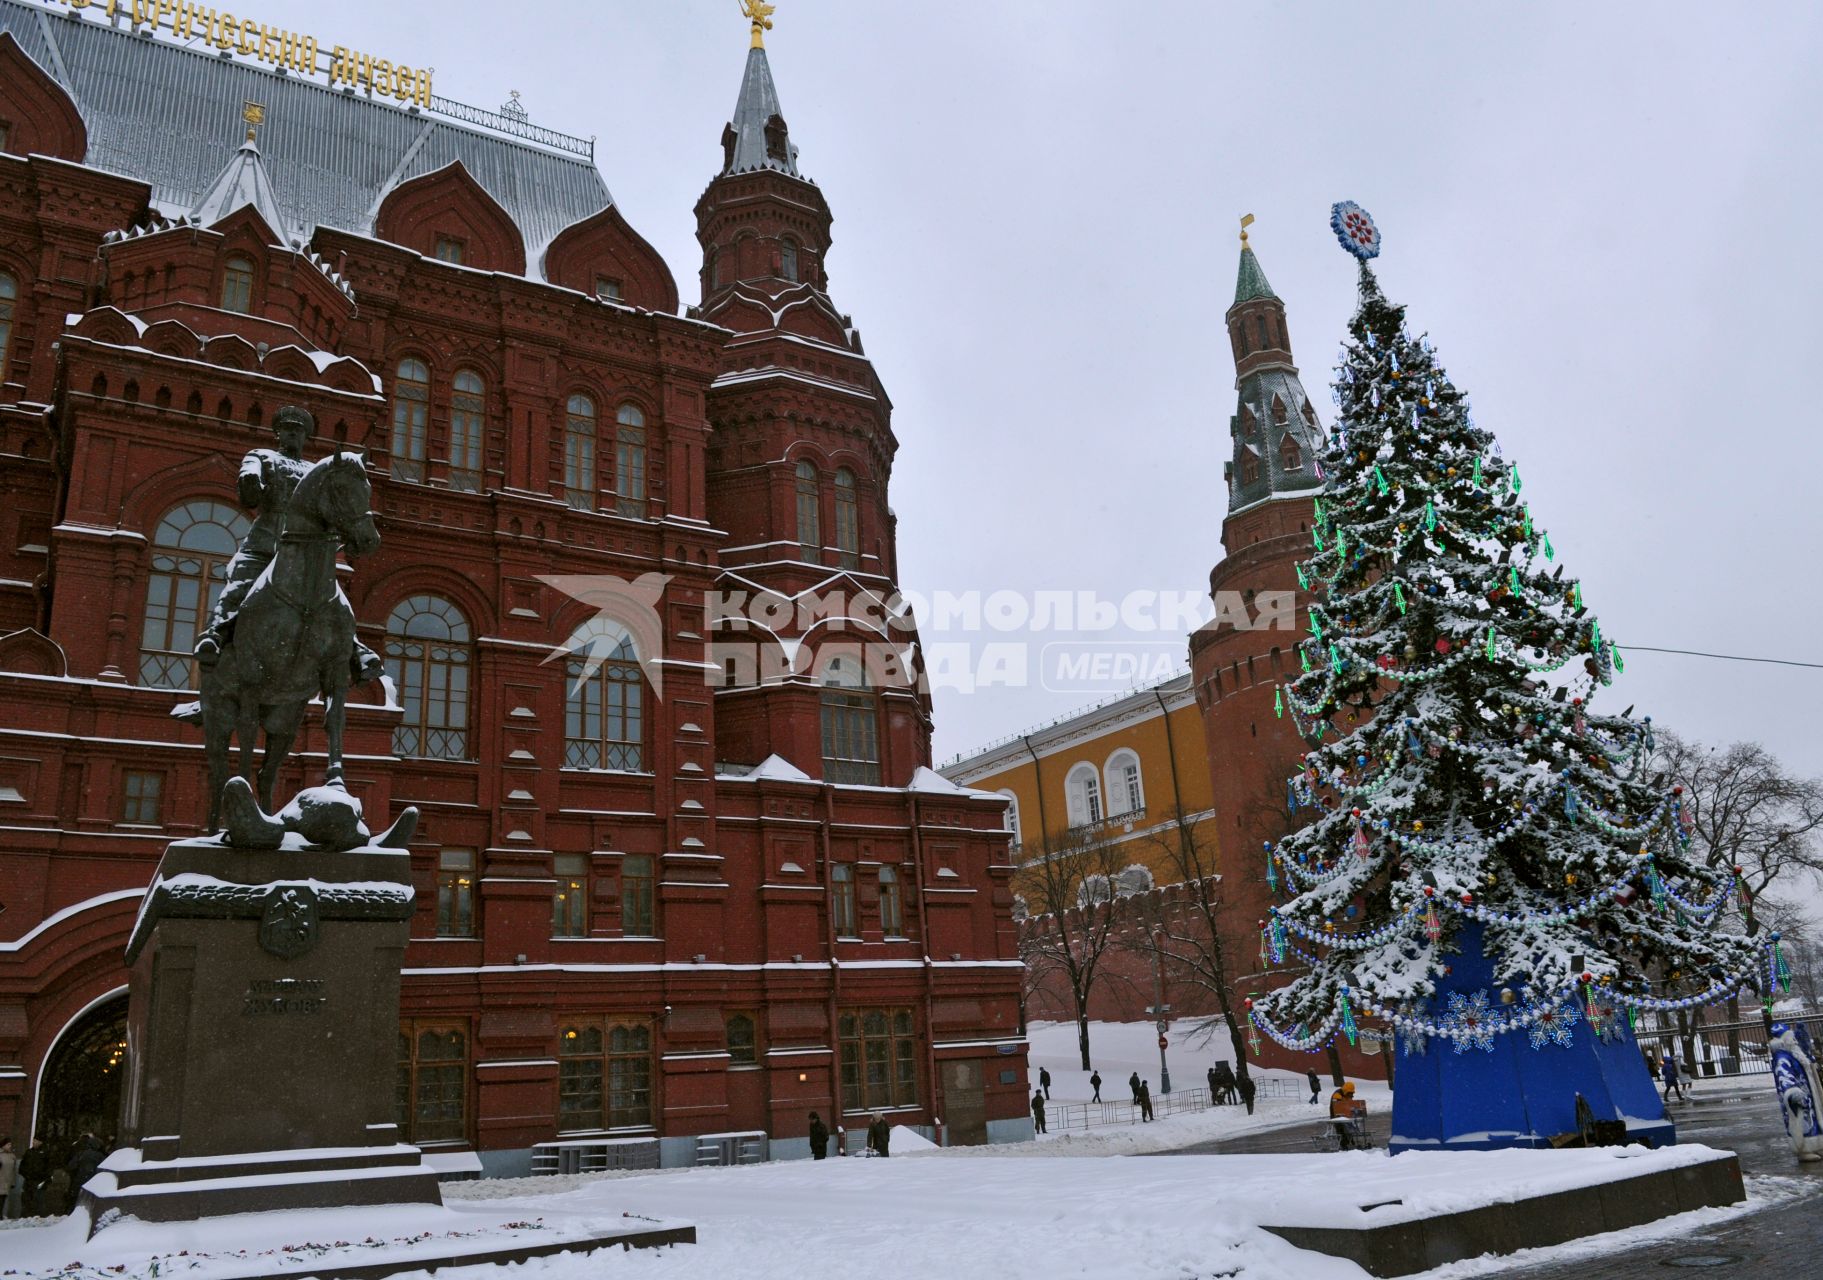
top-left (275, 0), bottom-right (1822, 781)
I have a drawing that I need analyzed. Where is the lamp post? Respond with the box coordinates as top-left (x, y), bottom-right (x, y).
top-left (1151, 924), bottom-right (1171, 1094)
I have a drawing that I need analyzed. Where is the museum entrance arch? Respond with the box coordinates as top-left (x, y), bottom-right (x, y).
top-left (35, 993), bottom-right (129, 1145)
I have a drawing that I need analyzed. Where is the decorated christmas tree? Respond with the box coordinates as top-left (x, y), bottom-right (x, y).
top-left (1248, 203), bottom-right (1776, 1149)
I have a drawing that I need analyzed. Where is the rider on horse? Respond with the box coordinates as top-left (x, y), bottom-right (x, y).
top-left (195, 406), bottom-right (383, 684)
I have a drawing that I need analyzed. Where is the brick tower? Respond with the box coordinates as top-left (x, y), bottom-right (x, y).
top-left (696, 27), bottom-right (931, 782)
top-left (1189, 224), bottom-right (1381, 1077)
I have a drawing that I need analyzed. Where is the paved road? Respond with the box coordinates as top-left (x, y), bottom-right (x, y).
top-left (1158, 1083), bottom-right (1823, 1275)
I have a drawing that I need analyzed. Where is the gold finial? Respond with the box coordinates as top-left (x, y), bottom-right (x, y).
top-left (741, 0), bottom-right (777, 49)
top-left (1240, 212), bottom-right (1255, 248)
top-left (242, 99), bottom-right (265, 143)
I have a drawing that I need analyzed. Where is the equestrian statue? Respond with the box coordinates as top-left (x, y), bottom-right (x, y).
top-left (174, 406), bottom-right (411, 851)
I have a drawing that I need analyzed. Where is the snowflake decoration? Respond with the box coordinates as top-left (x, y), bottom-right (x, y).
top-left (1587, 998), bottom-right (1623, 1043)
top-left (1527, 1001), bottom-right (1582, 1050)
top-left (1330, 200), bottom-right (1382, 261)
top-left (1445, 989), bottom-right (1496, 1054)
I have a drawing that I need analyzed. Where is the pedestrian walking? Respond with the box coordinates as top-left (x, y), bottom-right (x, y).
top-left (1207, 1065), bottom-right (1218, 1104)
top-left (1138, 1079), bottom-right (1154, 1122)
top-left (1032, 1090), bottom-right (1047, 1135)
top-left (808, 1111), bottom-right (829, 1160)
top-left (866, 1113), bottom-right (891, 1157)
top-left (1089, 1070), bottom-right (1102, 1103)
top-left (1307, 1069), bottom-right (1321, 1105)
top-left (0, 1136), bottom-right (17, 1221)
top-left (19, 1136), bottom-right (48, 1217)
top-left (66, 1133), bottom-right (102, 1202)
top-left (1238, 1072), bottom-right (1257, 1115)
top-left (1128, 1071), bottom-right (1141, 1104)
top-left (1039, 1067), bottom-right (1052, 1100)
top-left (1660, 1054), bottom-right (1686, 1103)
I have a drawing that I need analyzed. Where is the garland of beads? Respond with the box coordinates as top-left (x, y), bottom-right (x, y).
top-left (1250, 966), bottom-right (1754, 1053)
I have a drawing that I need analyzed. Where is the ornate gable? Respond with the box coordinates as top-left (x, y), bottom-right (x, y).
top-left (0, 32), bottom-right (87, 164)
top-left (374, 162), bottom-right (526, 276)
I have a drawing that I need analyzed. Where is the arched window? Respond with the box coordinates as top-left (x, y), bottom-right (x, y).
top-left (449, 370), bottom-right (485, 492)
top-left (795, 458), bottom-right (820, 558)
top-left (562, 620), bottom-right (645, 771)
top-left (819, 655), bottom-right (878, 784)
top-left (0, 272), bottom-right (15, 382)
top-left (1255, 314), bottom-right (1269, 350)
top-left (780, 237), bottom-right (799, 282)
top-left (390, 357), bottom-right (430, 482)
top-left (564, 393), bottom-right (597, 510)
top-left (831, 863), bottom-right (856, 936)
top-left (1104, 749), bottom-right (1144, 817)
top-left (1065, 763), bottom-right (1102, 828)
top-left (879, 865), bottom-right (904, 936)
top-left (384, 596), bottom-right (471, 759)
top-left (139, 500), bottom-right (250, 689)
top-left (833, 468), bottom-right (860, 569)
top-left (220, 255), bottom-right (254, 313)
top-left (1279, 433), bottom-right (1302, 471)
top-left (708, 246), bottom-right (721, 290)
top-left (397, 1024), bottom-right (467, 1143)
top-left (997, 789), bottom-right (1021, 847)
top-left (614, 403), bottom-right (646, 517)
top-left (557, 1022), bottom-right (605, 1130)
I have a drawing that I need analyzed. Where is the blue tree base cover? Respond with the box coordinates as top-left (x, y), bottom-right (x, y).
top-left (1390, 924), bottom-right (1674, 1151)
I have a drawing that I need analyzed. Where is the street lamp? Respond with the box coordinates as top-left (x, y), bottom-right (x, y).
top-left (1151, 924), bottom-right (1171, 1094)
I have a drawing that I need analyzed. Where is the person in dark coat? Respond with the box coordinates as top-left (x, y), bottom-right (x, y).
top-left (1039, 1066), bottom-right (1052, 1100)
top-left (1089, 1070), bottom-right (1102, 1102)
top-left (1238, 1072), bottom-right (1257, 1115)
top-left (1307, 1069), bottom-right (1322, 1105)
top-left (1031, 1090), bottom-right (1047, 1134)
top-left (1138, 1080), bottom-right (1154, 1122)
top-left (866, 1114), bottom-right (890, 1157)
top-left (19, 1137), bottom-right (49, 1217)
top-left (1128, 1071), bottom-right (1141, 1104)
top-left (1660, 1054), bottom-right (1686, 1103)
top-left (808, 1111), bottom-right (829, 1160)
top-left (66, 1134), bottom-right (103, 1201)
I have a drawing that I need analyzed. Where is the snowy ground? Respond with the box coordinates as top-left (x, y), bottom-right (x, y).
top-left (0, 1024), bottom-right (1780, 1279)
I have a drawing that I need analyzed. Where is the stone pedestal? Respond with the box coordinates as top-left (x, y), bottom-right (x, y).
top-left (82, 836), bottom-right (441, 1227)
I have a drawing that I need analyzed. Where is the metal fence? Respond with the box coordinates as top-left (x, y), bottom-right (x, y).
top-left (1041, 1076), bottom-right (1305, 1132)
top-left (1637, 1014), bottom-right (1823, 1080)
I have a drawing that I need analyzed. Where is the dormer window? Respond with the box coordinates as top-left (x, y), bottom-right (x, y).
top-left (764, 113), bottom-right (789, 163)
top-left (1271, 394), bottom-right (1287, 425)
top-left (1280, 434), bottom-right (1303, 471)
top-left (434, 236), bottom-right (466, 265)
top-left (595, 275), bottom-right (623, 302)
top-left (1301, 399), bottom-right (1317, 426)
top-left (220, 256), bottom-right (254, 313)
top-left (780, 237), bottom-right (799, 283)
top-left (1239, 406), bottom-right (1257, 437)
top-left (1240, 451), bottom-right (1261, 485)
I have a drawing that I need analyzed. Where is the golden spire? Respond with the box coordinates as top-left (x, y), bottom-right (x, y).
top-left (741, 0), bottom-right (777, 49)
top-left (1240, 212), bottom-right (1255, 248)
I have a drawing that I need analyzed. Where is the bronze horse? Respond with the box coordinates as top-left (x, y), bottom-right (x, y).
top-left (198, 450), bottom-right (379, 832)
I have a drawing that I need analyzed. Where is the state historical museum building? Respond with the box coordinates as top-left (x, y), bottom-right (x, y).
top-left (0, 1), bottom-right (1025, 1170)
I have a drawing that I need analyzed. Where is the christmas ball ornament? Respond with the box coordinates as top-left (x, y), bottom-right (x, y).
top-left (1461, 892), bottom-right (1474, 905)
top-left (1500, 987), bottom-right (1517, 1004)
top-left (1330, 200), bottom-right (1382, 260)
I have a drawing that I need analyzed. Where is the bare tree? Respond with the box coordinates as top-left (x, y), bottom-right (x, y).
top-left (1656, 731), bottom-right (1823, 933)
top-left (1125, 813), bottom-right (1257, 1083)
top-left (1015, 826), bottom-right (1131, 1070)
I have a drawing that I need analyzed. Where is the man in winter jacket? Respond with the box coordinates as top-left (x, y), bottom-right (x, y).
top-left (19, 1136), bottom-right (49, 1217)
top-left (66, 1134), bottom-right (104, 1198)
top-left (1031, 1090), bottom-right (1047, 1134)
top-left (0, 1137), bottom-right (17, 1220)
top-left (808, 1112), bottom-right (829, 1160)
top-left (1128, 1071), bottom-right (1141, 1104)
top-left (866, 1114), bottom-right (891, 1157)
top-left (1089, 1070), bottom-right (1102, 1102)
top-left (1039, 1066), bottom-right (1052, 1100)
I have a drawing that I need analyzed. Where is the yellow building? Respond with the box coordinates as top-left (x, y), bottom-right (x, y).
top-left (938, 672), bottom-right (1219, 885)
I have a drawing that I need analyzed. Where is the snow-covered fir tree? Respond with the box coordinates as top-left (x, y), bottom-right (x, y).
top-left (1250, 216), bottom-right (1773, 1056)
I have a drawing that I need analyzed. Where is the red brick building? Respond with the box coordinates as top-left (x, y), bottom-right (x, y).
top-left (0, 5), bottom-right (1026, 1172)
top-left (1189, 232), bottom-right (1381, 1078)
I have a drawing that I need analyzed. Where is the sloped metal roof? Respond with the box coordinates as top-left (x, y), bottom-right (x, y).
top-left (0, 0), bottom-right (612, 262)
top-left (187, 136), bottom-right (288, 234)
top-left (1234, 245), bottom-right (1277, 304)
top-left (724, 44), bottom-right (801, 177)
